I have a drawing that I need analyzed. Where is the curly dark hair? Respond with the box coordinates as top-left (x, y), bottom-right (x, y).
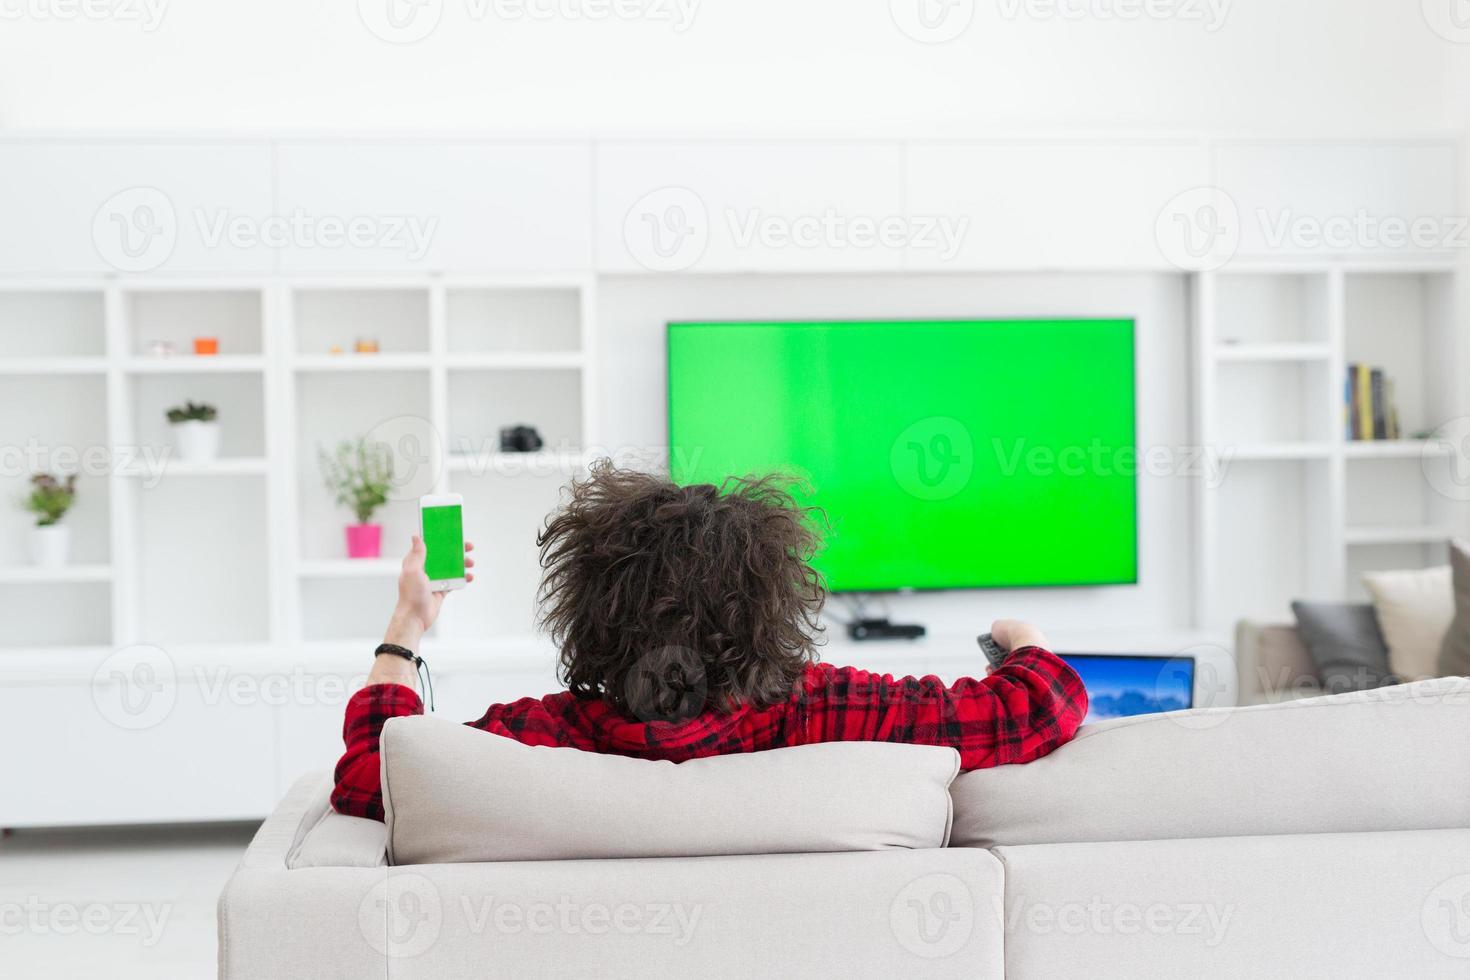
top-left (537, 462), bottom-right (826, 722)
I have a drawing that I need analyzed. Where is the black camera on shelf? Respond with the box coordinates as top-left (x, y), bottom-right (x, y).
top-left (498, 425), bottom-right (545, 453)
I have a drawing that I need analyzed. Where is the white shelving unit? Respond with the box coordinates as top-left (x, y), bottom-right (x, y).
top-left (1194, 263), bottom-right (1466, 629)
top-left (0, 275), bottom-right (595, 656)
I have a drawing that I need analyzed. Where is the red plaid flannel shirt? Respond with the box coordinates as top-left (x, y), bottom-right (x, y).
top-left (332, 645), bottom-right (1087, 821)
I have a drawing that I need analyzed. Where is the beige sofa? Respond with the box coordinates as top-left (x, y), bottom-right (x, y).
top-left (220, 678), bottom-right (1470, 978)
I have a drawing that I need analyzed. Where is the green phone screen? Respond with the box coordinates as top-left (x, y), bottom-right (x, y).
top-left (422, 505), bottom-right (465, 581)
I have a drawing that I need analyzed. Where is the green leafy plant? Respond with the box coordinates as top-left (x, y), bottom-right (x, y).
top-left (166, 401), bottom-right (218, 424)
top-left (25, 473), bottom-right (78, 527)
top-left (318, 437), bottom-right (395, 525)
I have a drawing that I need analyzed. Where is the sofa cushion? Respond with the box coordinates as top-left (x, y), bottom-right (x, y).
top-left (1362, 564), bottom-right (1453, 680)
top-left (949, 678), bottom-right (1470, 848)
top-left (380, 715), bottom-right (960, 865)
top-left (1290, 600), bottom-right (1395, 691)
top-left (1439, 537), bottom-right (1470, 677)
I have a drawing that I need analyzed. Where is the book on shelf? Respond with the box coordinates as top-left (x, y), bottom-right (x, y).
top-left (1345, 363), bottom-right (1402, 441)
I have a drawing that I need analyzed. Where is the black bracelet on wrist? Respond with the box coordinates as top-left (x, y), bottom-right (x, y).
top-left (376, 642), bottom-right (416, 662)
top-left (373, 643), bottom-right (434, 712)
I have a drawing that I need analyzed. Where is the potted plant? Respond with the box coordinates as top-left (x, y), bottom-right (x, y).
top-left (25, 473), bottom-right (78, 567)
top-left (166, 401), bottom-right (220, 462)
top-left (318, 437), bottom-right (395, 559)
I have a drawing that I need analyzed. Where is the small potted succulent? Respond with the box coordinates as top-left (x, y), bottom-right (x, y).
top-left (319, 437), bottom-right (395, 559)
top-left (166, 401), bottom-right (220, 462)
top-left (25, 473), bottom-right (78, 567)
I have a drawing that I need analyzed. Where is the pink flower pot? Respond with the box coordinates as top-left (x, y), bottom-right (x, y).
top-left (345, 524), bottom-right (383, 559)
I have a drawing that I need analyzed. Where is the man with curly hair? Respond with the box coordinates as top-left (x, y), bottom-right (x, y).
top-left (333, 463), bottom-right (1088, 821)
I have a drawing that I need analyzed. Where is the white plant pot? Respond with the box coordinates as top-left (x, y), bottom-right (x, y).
top-left (30, 524), bottom-right (71, 568)
top-left (173, 420), bottom-right (221, 462)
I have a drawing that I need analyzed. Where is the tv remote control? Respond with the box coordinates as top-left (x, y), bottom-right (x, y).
top-left (976, 632), bottom-right (1008, 670)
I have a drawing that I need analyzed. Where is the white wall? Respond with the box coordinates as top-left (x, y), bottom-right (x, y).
top-left (595, 272), bottom-right (1195, 638)
top-left (0, 0), bottom-right (1464, 135)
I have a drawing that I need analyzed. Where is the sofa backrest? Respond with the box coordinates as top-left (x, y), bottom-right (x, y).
top-left (1235, 619), bottom-right (1321, 702)
top-left (949, 677), bottom-right (1470, 848)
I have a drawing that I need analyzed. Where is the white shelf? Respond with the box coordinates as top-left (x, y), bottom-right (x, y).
top-left (446, 352), bottom-right (585, 370)
top-left (1343, 440), bottom-right (1452, 459)
top-left (297, 559), bottom-right (401, 579)
top-left (0, 357), bottom-right (108, 375)
top-left (1214, 343), bottom-right (1332, 362)
top-left (1344, 525), bottom-right (1451, 546)
top-left (1199, 264), bottom-right (1464, 631)
top-left (122, 457), bottom-right (270, 478)
top-left (125, 355), bottom-right (266, 373)
top-left (0, 564), bottom-right (112, 584)
top-left (292, 353), bottom-right (433, 371)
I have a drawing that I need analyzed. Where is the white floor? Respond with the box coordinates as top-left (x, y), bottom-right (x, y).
top-left (0, 822), bottom-right (257, 979)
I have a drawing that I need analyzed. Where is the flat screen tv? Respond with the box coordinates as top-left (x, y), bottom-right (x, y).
top-left (667, 318), bottom-right (1137, 592)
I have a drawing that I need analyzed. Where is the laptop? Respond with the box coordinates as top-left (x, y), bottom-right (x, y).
top-left (1060, 654), bottom-right (1196, 724)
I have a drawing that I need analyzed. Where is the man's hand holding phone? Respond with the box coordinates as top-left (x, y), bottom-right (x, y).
top-left (370, 536), bottom-right (475, 688)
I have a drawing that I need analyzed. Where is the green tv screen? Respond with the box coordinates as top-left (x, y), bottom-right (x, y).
top-left (667, 319), bottom-right (1137, 592)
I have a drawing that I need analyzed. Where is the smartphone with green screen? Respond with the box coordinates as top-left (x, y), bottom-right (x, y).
top-left (419, 493), bottom-right (466, 591)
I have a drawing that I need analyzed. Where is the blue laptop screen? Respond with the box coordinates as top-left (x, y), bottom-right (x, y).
top-left (1060, 655), bottom-right (1195, 724)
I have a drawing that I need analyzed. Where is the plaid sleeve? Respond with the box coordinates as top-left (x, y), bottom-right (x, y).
top-left (331, 682), bottom-right (423, 821)
top-left (793, 646), bottom-right (1088, 770)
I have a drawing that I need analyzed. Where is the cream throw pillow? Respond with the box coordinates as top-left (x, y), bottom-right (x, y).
top-left (1361, 565), bottom-right (1453, 681)
top-left (380, 715), bottom-right (960, 865)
